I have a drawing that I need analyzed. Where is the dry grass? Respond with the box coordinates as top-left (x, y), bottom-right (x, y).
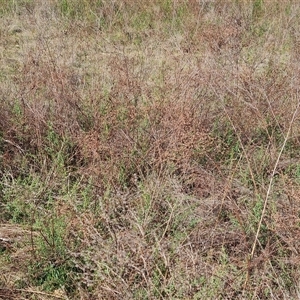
top-left (1, 0), bottom-right (300, 299)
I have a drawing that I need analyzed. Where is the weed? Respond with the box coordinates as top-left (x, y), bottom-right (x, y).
top-left (1, 1), bottom-right (300, 299)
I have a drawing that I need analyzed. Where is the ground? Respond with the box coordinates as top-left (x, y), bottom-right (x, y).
top-left (1, 1), bottom-right (300, 299)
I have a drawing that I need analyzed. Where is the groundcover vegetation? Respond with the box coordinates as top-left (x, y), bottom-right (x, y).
top-left (1, 0), bottom-right (300, 299)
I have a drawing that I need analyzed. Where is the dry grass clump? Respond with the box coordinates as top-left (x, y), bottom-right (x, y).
top-left (1, 0), bottom-right (300, 299)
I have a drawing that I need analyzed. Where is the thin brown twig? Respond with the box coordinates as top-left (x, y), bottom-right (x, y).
top-left (0, 287), bottom-right (68, 299)
top-left (250, 96), bottom-right (300, 260)
top-left (3, 139), bottom-right (25, 154)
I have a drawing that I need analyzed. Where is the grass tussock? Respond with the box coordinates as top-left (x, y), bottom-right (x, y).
top-left (1, 0), bottom-right (300, 299)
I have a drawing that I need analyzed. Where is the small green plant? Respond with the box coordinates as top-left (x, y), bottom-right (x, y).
top-left (293, 164), bottom-right (300, 182)
top-left (131, 10), bottom-right (153, 31)
top-left (158, 0), bottom-right (188, 33)
top-left (30, 213), bottom-right (77, 292)
top-left (252, 0), bottom-right (264, 20)
top-left (58, 0), bottom-right (83, 19)
top-left (212, 120), bottom-right (241, 163)
top-left (2, 174), bottom-right (42, 223)
top-left (4, 0), bottom-right (34, 14)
